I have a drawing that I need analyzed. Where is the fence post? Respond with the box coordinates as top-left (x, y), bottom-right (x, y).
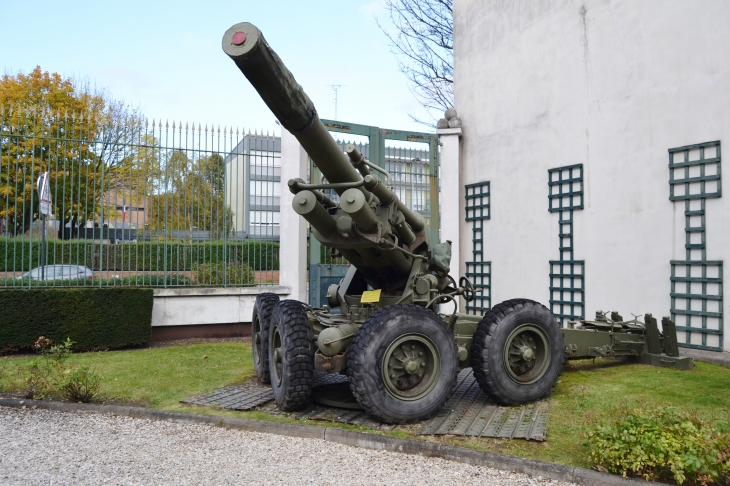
top-left (437, 127), bottom-right (463, 304)
top-left (279, 129), bottom-right (308, 302)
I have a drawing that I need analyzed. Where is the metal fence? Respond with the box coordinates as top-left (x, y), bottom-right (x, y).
top-left (0, 104), bottom-right (279, 288)
top-left (308, 121), bottom-right (439, 307)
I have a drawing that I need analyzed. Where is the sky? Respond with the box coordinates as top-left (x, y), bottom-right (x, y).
top-left (0, 0), bottom-right (432, 136)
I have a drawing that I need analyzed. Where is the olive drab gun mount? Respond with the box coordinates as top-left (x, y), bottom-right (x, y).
top-left (222, 22), bottom-right (695, 424)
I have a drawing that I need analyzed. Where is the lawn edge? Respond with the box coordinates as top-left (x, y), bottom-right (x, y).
top-left (0, 398), bottom-right (660, 486)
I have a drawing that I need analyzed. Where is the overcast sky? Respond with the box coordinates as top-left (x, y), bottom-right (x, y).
top-left (1, 0), bottom-right (433, 136)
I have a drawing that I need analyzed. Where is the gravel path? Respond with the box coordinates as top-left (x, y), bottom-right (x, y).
top-left (1, 406), bottom-right (576, 485)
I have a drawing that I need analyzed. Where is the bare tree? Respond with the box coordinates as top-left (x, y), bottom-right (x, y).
top-left (377, 0), bottom-right (453, 125)
top-left (73, 78), bottom-right (146, 173)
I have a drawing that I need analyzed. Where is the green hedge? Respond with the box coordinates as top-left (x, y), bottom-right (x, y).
top-left (0, 238), bottom-right (279, 272)
top-left (318, 243), bottom-right (347, 264)
top-left (0, 275), bottom-right (193, 288)
top-left (0, 288), bottom-right (153, 353)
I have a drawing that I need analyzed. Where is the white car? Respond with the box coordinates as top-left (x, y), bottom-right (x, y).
top-left (18, 265), bottom-right (94, 281)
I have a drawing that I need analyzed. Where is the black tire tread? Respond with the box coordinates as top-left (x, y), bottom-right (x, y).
top-left (470, 299), bottom-right (565, 405)
top-left (252, 293), bottom-right (280, 384)
top-left (270, 300), bottom-right (314, 411)
top-left (348, 304), bottom-right (459, 424)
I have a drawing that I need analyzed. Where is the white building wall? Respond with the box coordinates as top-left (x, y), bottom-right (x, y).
top-left (454, 0), bottom-right (730, 350)
top-left (225, 152), bottom-right (247, 233)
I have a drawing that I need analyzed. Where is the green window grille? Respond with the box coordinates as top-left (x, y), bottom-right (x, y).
top-left (548, 164), bottom-right (585, 324)
top-left (668, 141), bottom-right (723, 351)
top-left (669, 141), bottom-right (722, 200)
top-left (465, 181), bottom-right (491, 314)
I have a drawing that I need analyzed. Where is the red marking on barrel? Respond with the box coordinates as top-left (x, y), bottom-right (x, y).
top-left (232, 32), bottom-right (247, 46)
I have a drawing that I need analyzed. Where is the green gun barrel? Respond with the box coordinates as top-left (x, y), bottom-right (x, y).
top-left (222, 22), bottom-right (365, 197)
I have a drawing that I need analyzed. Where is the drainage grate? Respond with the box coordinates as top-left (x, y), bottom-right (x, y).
top-left (181, 369), bottom-right (550, 440)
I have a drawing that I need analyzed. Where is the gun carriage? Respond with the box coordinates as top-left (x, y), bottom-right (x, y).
top-left (222, 22), bottom-right (693, 424)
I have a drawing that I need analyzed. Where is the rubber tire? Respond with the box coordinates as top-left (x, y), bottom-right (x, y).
top-left (471, 299), bottom-right (564, 405)
top-left (252, 293), bottom-right (280, 384)
top-left (268, 300), bottom-right (314, 411)
top-left (348, 305), bottom-right (459, 424)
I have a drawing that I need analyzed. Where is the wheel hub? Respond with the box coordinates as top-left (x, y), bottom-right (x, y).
top-left (404, 358), bottom-right (420, 374)
top-left (381, 334), bottom-right (440, 400)
top-left (520, 344), bottom-right (535, 361)
top-left (503, 324), bottom-right (551, 385)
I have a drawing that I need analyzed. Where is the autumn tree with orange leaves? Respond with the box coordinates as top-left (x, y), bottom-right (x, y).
top-left (0, 67), bottom-right (143, 237)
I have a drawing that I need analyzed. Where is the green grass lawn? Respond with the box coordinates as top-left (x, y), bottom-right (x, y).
top-left (2, 343), bottom-right (729, 470)
top-left (0, 342), bottom-right (253, 408)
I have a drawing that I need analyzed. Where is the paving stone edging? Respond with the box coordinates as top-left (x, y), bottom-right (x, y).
top-left (0, 398), bottom-right (658, 486)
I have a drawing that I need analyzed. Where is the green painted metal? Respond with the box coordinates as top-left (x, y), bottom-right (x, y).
top-left (561, 312), bottom-right (694, 369)
top-left (668, 141), bottom-right (723, 351)
top-left (669, 141), bottom-right (721, 200)
top-left (464, 181), bottom-right (491, 314)
top-left (503, 324), bottom-right (551, 385)
top-left (321, 119), bottom-right (440, 247)
top-left (309, 263), bottom-right (349, 308)
top-left (382, 333), bottom-right (441, 401)
top-left (0, 104), bottom-right (280, 288)
top-left (307, 157), bottom-right (349, 308)
top-left (548, 164), bottom-right (584, 213)
top-left (548, 165), bottom-right (585, 324)
top-left (306, 120), bottom-right (440, 308)
top-left (220, 21), bottom-right (689, 422)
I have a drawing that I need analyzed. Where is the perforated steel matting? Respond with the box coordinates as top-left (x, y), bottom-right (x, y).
top-left (181, 369), bottom-right (550, 440)
top-left (415, 369), bottom-right (550, 440)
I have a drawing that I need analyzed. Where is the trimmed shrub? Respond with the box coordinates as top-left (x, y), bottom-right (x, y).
top-left (0, 237), bottom-right (279, 272)
top-left (588, 406), bottom-right (730, 485)
top-left (0, 288), bottom-right (153, 353)
top-left (0, 274), bottom-right (192, 288)
top-left (193, 261), bottom-right (255, 286)
top-left (318, 243), bottom-right (347, 264)
top-left (109, 274), bottom-right (193, 287)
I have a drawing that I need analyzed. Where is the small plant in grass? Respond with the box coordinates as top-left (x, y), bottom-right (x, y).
top-left (59, 366), bottom-right (101, 403)
top-left (24, 336), bottom-right (102, 402)
top-left (37, 336), bottom-right (75, 364)
top-left (573, 385), bottom-right (593, 410)
top-left (588, 406), bottom-right (730, 485)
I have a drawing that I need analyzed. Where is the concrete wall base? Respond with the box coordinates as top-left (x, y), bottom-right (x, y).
top-left (151, 323), bottom-right (252, 341)
top-left (151, 286), bottom-right (290, 329)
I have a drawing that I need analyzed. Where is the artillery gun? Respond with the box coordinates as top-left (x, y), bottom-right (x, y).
top-left (222, 22), bottom-right (693, 424)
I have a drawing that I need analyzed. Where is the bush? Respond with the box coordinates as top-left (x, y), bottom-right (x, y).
top-left (0, 237), bottom-right (279, 272)
top-left (588, 406), bottom-right (730, 485)
top-left (59, 365), bottom-right (101, 403)
top-left (111, 274), bottom-right (193, 286)
top-left (0, 288), bottom-right (153, 353)
top-left (22, 337), bottom-right (102, 402)
top-left (193, 261), bottom-right (255, 285)
top-left (0, 274), bottom-right (193, 288)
